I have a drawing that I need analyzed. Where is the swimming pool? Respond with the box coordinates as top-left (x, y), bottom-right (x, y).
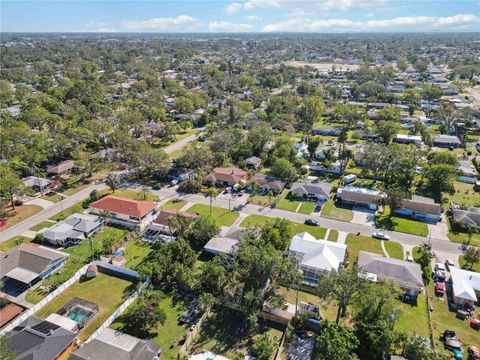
top-left (67, 306), bottom-right (94, 327)
top-left (458, 176), bottom-right (477, 184)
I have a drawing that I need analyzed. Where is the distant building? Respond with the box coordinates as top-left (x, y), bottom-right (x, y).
top-left (70, 328), bottom-right (160, 360)
top-left (395, 195), bottom-right (442, 223)
top-left (47, 160), bottom-right (76, 176)
top-left (337, 186), bottom-right (385, 210)
top-left (394, 134), bottom-right (423, 146)
top-left (290, 180), bottom-right (332, 202)
top-left (312, 126), bottom-right (342, 136)
top-left (249, 173), bottom-right (285, 194)
top-left (452, 206), bottom-right (480, 227)
top-left (203, 167), bottom-right (246, 187)
top-left (433, 135), bottom-right (461, 148)
top-left (22, 176), bottom-right (53, 194)
top-left (245, 156), bottom-right (262, 169)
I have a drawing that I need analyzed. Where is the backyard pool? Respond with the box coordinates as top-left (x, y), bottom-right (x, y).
top-left (67, 306), bottom-right (95, 327)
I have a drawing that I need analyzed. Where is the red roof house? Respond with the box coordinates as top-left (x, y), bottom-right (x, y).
top-left (204, 167), bottom-right (246, 186)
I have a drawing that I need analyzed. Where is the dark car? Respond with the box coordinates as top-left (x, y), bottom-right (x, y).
top-left (468, 346), bottom-right (480, 360)
top-left (304, 219), bottom-right (318, 226)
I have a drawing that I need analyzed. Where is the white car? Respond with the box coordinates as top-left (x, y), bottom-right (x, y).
top-left (372, 232), bottom-right (390, 240)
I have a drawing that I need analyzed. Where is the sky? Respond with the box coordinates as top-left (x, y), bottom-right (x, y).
top-left (1, 0), bottom-right (479, 33)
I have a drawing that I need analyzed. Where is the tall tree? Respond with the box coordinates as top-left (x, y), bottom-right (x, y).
top-left (313, 320), bottom-right (359, 360)
top-left (0, 165), bottom-right (24, 210)
top-left (106, 173), bottom-right (120, 194)
top-left (201, 187), bottom-right (219, 216)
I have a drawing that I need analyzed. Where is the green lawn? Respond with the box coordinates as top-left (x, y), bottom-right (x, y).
top-left (321, 198), bottom-right (353, 222)
top-left (99, 189), bottom-right (158, 202)
top-left (298, 201), bottom-right (316, 215)
top-left (375, 206), bottom-right (428, 237)
top-left (276, 191), bottom-right (302, 212)
top-left (25, 256), bottom-right (86, 304)
top-left (61, 183), bottom-right (90, 196)
top-left (448, 231), bottom-right (480, 247)
top-left (345, 234), bottom-right (385, 266)
top-left (459, 255), bottom-right (480, 272)
top-left (187, 204), bottom-right (239, 226)
top-left (278, 287), bottom-right (338, 322)
top-left (36, 272), bottom-right (135, 341)
top-left (122, 240), bottom-right (153, 270)
top-left (29, 220), bottom-right (56, 232)
top-left (49, 202), bottom-right (85, 221)
top-left (240, 214), bottom-right (327, 239)
top-left (194, 306), bottom-right (283, 359)
top-left (384, 241), bottom-right (404, 260)
top-left (1, 204), bottom-right (43, 229)
top-left (160, 199), bottom-right (187, 211)
top-left (0, 235), bottom-right (32, 252)
top-left (41, 192), bottom-right (63, 203)
top-left (394, 291), bottom-right (430, 338)
top-left (64, 226), bottom-right (129, 260)
top-left (446, 181), bottom-right (480, 207)
top-left (248, 193), bottom-right (276, 207)
top-left (428, 283), bottom-right (480, 352)
top-left (327, 230), bottom-right (339, 242)
top-left (111, 290), bottom-right (190, 360)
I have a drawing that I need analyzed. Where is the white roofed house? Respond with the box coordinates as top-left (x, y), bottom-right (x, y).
top-left (288, 232), bottom-right (347, 286)
top-left (394, 134), bottom-right (423, 146)
top-left (22, 176), bottom-right (53, 195)
top-left (449, 267), bottom-right (480, 305)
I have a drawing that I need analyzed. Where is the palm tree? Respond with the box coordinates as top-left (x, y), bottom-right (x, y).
top-left (436, 102), bottom-right (458, 134)
top-left (267, 189), bottom-right (275, 206)
top-left (141, 186), bottom-right (150, 200)
top-left (99, 210), bottom-right (111, 226)
top-left (202, 187), bottom-right (219, 216)
top-left (167, 213), bottom-right (192, 237)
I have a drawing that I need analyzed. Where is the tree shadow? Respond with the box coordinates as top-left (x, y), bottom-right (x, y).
top-left (375, 216), bottom-right (398, 231)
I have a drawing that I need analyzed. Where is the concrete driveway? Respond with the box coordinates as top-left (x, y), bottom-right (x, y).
top-left (351, 206), bottom-right (376, 225)
top-left (428, 215), bottom-right (450, 241)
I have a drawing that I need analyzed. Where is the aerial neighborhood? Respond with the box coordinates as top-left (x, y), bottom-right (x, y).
top-left (1, 26), bottom-right (480, 360)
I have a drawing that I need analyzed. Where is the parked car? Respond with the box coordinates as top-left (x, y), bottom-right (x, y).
top-left (372, 232), bottom-right (390, 240)
top-left (169, 180), bottom-right (179, 187)
top-left (435, 281), bottom-right (445, 296)
top-left (435, 262), bottom-right (447, 281)
top-left (441, 330), bottom-right (463, 352)
top-left (406, 255), bottom-right (414, 262)
top-left (468, 345), bottom-right (480, 360)
top-left (304, 219), bottom-right (318, 226)
top-left (446, 259), bottom-right (455, 270)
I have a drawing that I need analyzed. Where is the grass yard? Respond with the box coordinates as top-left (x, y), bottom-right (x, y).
top-left (327, 230), bottom-right (339, 242)
top-left (1, 204), bottom-right (43, 229)
top-left (122, 240), bottom-right (153, 270)
top-left (278, 287), bottom-right (338, 322)
top-left (64, 226), bottom-right (129, 260)
top-left (321, 198), bottom-right (353, 222)
top-left (248, 193), bottom-right (275, 207)
top-left (25, 256), bottom-right (86, 304)
top-left (447, 181), bottom-right (480, 207)
top-left (99, 189), bottom-right (158, 202)
top-left (375, 206), bottom-right (428, 237)
top-left (239, 214), bottom-right (327, 239)
top-left (0, 235), bottom-right (32, 252)
top-left (194, 306), bottom-right (283, 359)
top-left (61, 183), bottom-right (90, 196)
top-left (384, 241), bottom-right (404, 260)
top-left (298, 201), bottom-right (316, 215)
top-left (459, 255), bottom-right (480, 272)
top-left (345, 234), bottom-right (384, 266)
top-left (29, 220), bottom-right (56, 232)
top-left (168, 148), bottom-right (184, 160)
top-left (160, 199), bottom-right (187, 211)
top-left (41, 192), bottom-right (63, 203)
top-left (187, 204), bottom-right (239, 226)
top-left (35, 272), bottom-right (135, 341)
top-left (447, 230), bottom-right (480, 247)
top-left (428, 283), bottom-right (480, 351)
top-left (394, 291), bottom-right (430, 338)
top-left (49, 202), bottom-right (85, 221)
top-left (276, 191), bottom-right (302, 212)
top-left (111, 290), bottom-right (190, 360)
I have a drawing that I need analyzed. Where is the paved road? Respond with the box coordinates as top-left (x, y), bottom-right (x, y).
top-left (152, 188), bottom-right (468, 255)
top-left (163, 130), bottom-right (202, 155)
top-left (0, 183), bottom-right (107, 242)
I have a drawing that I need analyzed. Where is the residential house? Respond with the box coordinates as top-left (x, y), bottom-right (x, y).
top-left (245, 156), bottom-right (262, 169)
top-left (288, 232), bottom-right (347, 285)
top-left (249, 173), bottom-right (285, 194)
top-left (167, 166), bottom-right (194, 182)
top-left (312, 126), bottom-right (342, 136)
top-left (449, 267), bottom-right (480, 305)
top-left (6, 316), bottom-right (77, 360)
top-left (0, 298), bottom-right (26, 329)
top-left (337, 186), bottom-right (385, 210)
top-left (22, 176), bottom-right (53, 195)
top-left (47, 160), bottom-right (76, 176)
top-left (203, 226), bottom-right (243, 256)
top-left (0, 244), bottom-right (68, 294)
top-left (452, 206), bottom-right (480, 227)
top-left (290, 180), bottom-right (332, 202)
top-left (433, 135), bottom-right (461, 148)
top-left (459, 159), bottom-right (477, 177)
top-left (395, 195), bottom-right (442, 223)
top-left (144, 209), bottom-right (198, 241)
top-left (70, 327), bottom-right (161, 360)
top-left (294, 143), bottom-right (309, 158)
top-left (203, 167), bottom-right (246, 187)
top-left (367, 102), bottom-right (390, 110)
top-left (358, 251), bottom-right (424, 297)
top-left (308, 160), bottom-right (343, 175)
top-left (89, 195), bottom-right (158, 230)
top-left (314, 145), bottom-right (338, 161)
top-left (38, 213), bottom-right (102, 247)
top-left (394, 134), bottom-right (423, 146)
top-left (353, 149), bottom-right (366, 167)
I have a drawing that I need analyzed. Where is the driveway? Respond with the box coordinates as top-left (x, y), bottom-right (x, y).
top-left (428, 215), bottom-right (450, 241)
top-left (351, 206), bottom-right (376, 225)
top-left (24, 198), bottom-right (56, 209)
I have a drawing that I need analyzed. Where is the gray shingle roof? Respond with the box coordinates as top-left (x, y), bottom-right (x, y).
top-left (358, 251), bottom-right (423, 291)
top-left (291, 180), bottom-right (332, 198)
top-left (452, 207), bottom-right (480, 226)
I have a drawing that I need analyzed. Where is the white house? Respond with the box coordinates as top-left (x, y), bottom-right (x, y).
top-left (288, 232), bottom-right (347, 285)
top-left (450, 267), bottom-right (480, 305)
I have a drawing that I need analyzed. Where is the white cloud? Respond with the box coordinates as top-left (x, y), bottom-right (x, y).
top-left (244, 0), bottom-right (283, 10)
top-left (243, 0), bottom-right (386, 11)
top-left (262, 13), bottom-right (479, 32)
top-left (122, 15), bottom-right (201, 31)
top-left (208, 21), bottom-right (254, 32)
top-left (98, 27), bottom-right (116, 33)
top-left (225, 2), bottom-right (243, 14)
top-left (86, 21), bottom-right (116, 33)
top-left (245, 15), bottom-right (261, 20)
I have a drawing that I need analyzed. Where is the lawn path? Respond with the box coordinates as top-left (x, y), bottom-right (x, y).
top-left (179, 202), bottom-right (194, 212)
top-left (381, 240), bottom-right (390, 258)
top-left (295, 202), bottom-right (302, 213)
top-left (324, 228), bottom-right (330, 241)
top-left (231, 213), bottom-right (248, 228)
